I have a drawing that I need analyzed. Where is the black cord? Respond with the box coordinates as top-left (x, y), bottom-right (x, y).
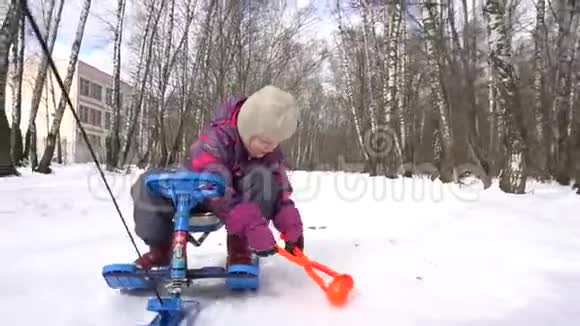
top-left (19, 0), bottom-right (163, 303)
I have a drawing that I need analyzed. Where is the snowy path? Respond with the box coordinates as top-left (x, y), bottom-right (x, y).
top-left (1, 164), bottom-right (580, 325)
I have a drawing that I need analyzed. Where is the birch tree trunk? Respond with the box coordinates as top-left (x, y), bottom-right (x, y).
top-left (36, 0), bottom-right (91, 174)
top-left (154, 0), bottom-right (176, 167)
top-left (569, 18), bottom-right (580, 190)
top-left (398, 15), bottom-right (412, 168)
top-left (47, 74), bottom-right (61, 163)
top-left (567, 34), bottom-right (580, 189)
top-left (106, 0), bottom-right (126, 171)
top-left (24, 0), bottom-right (63, 169)
top-left (382, 2), bottom-right (393, 126)
top-left (470, 0), bottom-right (479, 139)
top-left (486, 8), bottom-right (498, 175)
top-left (550, 1), bottom-right (578, 184)
top-left (0, 0), bottom-right (18, 177)
top-left (122, 0), bottom-right (157, 167)
top-left (359, 0), bottom-right (378, 134)
top-left (532, 0), bottom-right (548, 179)
top-left (192, 0), bottom-right (216, 137)
top-left (382, 0), bottom-right (404, 178)
top-left (451, 0), bottom-right (489, 184)
top-left (159, 3), bottom-right (193, 166)
top-left (421, 0), bottom-right (456, 182)
top-left (562, 16), bottom-right (580, 187)
top-left (10, 6), bottom-right (24, 167)
top-left (485, 0), bottom-right (527, 193)
top-left (167, 0), bottom-right (195, 166)
top-left (337, 0), bottom-right (368, 165)
top-left (120, 0), bottom-right (165, 167)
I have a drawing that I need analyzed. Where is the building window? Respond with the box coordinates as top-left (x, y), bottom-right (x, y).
top-left (105, 112), bottom-right (111, 130)
top-left (88, 109), bottom-right (95, 126)
top-left (105, 88), bottom-right (124, 108)
top-left (90, 82), bottom-right (102, 101)
top-left (90, 134), bottom-right (101, 147)
top-left (80, 105), bottom-right (104, 128)
top-left (106, 88), bottom-right (113, 106)
top-left (79, 105), bottom-right (89, 123)
top-left (79, 132), bottom-right (101, 148)
top-left (96, 110), bottom-right (102, 127)
top-left (88, 108), bottom-right (102, 127)
top-left (80, 78), bottom-right (104, 102)
top-left (80, 78), bottom-right (90, 97)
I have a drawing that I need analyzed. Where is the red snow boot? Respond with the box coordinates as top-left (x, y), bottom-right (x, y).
top-left (226, 234), bottom-right (253, 266)
top-left (134, 240), bottom-right (172, 270)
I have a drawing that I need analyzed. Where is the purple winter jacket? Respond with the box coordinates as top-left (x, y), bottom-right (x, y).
top-left (183, 96), bottom-right (303, 249)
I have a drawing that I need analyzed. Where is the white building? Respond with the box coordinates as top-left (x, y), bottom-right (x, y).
top-left (6, 59), bottom-right (133, 164)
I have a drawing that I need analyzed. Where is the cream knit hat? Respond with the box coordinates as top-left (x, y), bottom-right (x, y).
top-left (237, 85), bottom-right (299, 146)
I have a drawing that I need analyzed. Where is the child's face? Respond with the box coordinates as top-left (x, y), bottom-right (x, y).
top-left (247, 135), bottom-right (279, 158)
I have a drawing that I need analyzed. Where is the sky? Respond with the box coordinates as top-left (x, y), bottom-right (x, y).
top-left (26, 0), bottom-right (345, 81)
top-left (26, 0), bottom-right (139, 80)
top-left (25, 0), bottom-right (535, 85)
top-left (21, 0), bottom-right (417, 81)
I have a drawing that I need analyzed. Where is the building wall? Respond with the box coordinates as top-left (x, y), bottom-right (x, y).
top-left (5, 59), bottom-right (133, 164)
top-left (73, 61), bottom-right (133, 163)
top-left (5, 58), bottom-right (76, 163)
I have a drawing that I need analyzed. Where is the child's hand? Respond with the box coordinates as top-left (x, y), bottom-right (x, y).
top-left (284, 235), bottom-right (304, 256)
top-left (226, 202), bottom-right (277, 255)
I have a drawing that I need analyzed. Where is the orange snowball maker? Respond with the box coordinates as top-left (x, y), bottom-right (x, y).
top-left (276, 235), bottom-right (354, 307)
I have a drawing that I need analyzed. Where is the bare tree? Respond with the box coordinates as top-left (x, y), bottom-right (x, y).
top-left (421, 0), bottom-right (455, 182)
top-left (124, 0), bottom-right (165, 168)
top-left (486, 0), bottom-right (498, 174)
top-left (336, 0), bottom-right (368, 165)
top-left (359, 0), bottom-right (378, 133)
top-left (549, 0), bottom-right (578, 184)
top-left (2, 0), bottom-right (565, 191)
top-left (106, 0), bottom-right (126, 171)
top-left (382, 0), bottom-right (404, 178)
top-left (167, 0), bottom-right (196, 166)
top-left (397, 10), bottom-right (409, 165)
top-left (119, 0), bottom-right (165, 167)
top-left (0, 0), bottom-right (19, 177)
top-left (485, 0), bottom-right (527, 193)
top-left (153, 0), bottom-right (196, 167)
top-left (10, 4), bottom-right (24, 167)
top-left (24, 0), bottom-right (63, 169)
top-left (570, 20), bottom-right (580, 189)
top-left (36, 0), bottom-right (92, 173)
top-left (532, 0), bottom-right (548, 179)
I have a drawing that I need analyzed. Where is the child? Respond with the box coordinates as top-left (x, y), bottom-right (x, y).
top-left (130, 85), bottom-right (304, 270)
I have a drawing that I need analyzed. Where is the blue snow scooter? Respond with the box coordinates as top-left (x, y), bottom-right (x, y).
top-left (102, 169), bottom-right (260, 326)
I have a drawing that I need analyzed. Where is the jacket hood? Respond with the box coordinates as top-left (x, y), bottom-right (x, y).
top-left (209, 96), bottom-right (247, 125)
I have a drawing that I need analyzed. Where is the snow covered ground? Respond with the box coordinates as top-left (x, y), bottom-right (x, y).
top-left (1, 164), bottom-right (580, 326)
